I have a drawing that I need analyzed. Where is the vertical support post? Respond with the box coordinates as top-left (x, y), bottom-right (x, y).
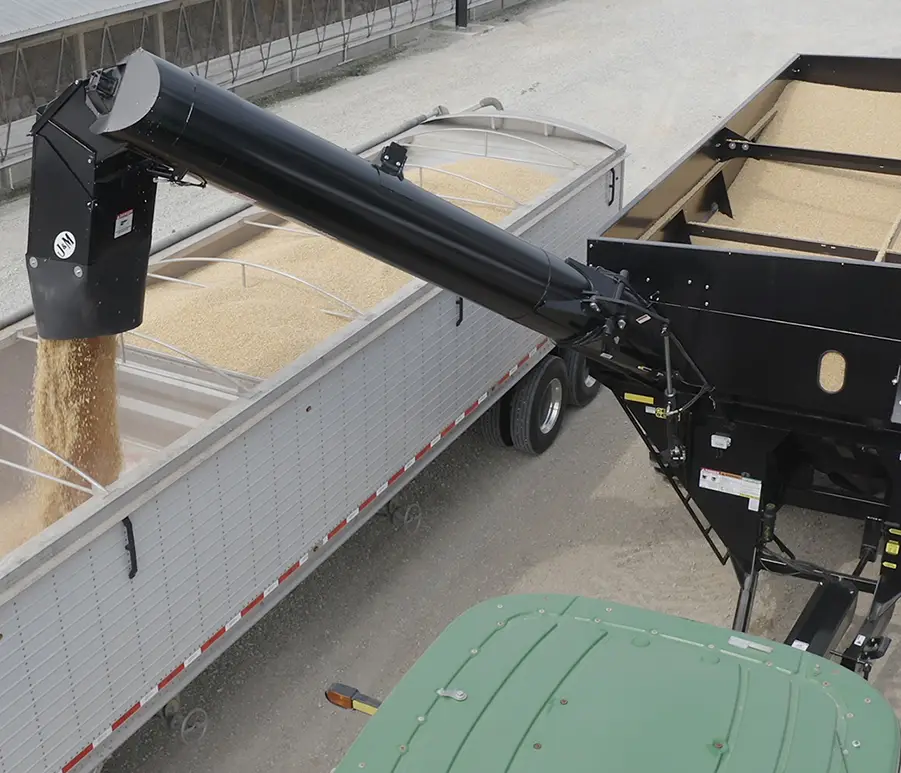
top-left (75, 32), bottom-right (88, 78)
top-left (455, 0), bottom-right (468, 28)
top-left (224, 0), bottom-right (235, 55)
top-left (154, 12), bottom-right (167, 59)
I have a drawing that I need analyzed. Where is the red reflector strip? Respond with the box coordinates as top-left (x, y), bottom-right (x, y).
top-left (242, 594), bottom-right (264, 617)
top-left (58, 337), bottom-right (552, 773)
top-left (111, 702), bottom-right (141, 732)
top-left (279, 561), bottom-right (301, 583)
top-left (158, 664), bottom-right (184, 691)
top-left (201, 627), bottom-right (226, 652)
top-left (62, 745), bottom-right (93, 773)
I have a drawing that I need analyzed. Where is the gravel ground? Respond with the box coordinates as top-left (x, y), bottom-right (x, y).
top-left (4, 0), bottom-right (901, 769)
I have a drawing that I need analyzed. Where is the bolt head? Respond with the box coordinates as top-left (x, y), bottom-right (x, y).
top-left (73, 266), bottom-right (84, 278)
top-left (28, 257), bottom-right (37, 268)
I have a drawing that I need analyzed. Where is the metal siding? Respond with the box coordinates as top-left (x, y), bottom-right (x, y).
top-left (0, 0), bottom-right (167, 45)
top-left (0, 156), bottom-right (623, 773)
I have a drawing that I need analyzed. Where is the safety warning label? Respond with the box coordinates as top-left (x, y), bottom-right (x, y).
top-left (114, 209), bottom-right (134, 239)
top-left (699, 468), bottom-right (762, 511)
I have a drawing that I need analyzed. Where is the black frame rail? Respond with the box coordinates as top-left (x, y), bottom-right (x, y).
top-left (709, 127), bottom-right (901, 178)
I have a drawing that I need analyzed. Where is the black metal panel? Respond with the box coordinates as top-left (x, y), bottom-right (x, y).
top-left (587, 238), bottom-right (901, 340)
top-left (786, 54), bottom-right (901, 94)
top-left (667, 306), bottom-right (899, 423)
top-left (26, 80), bottom-right (157, 340)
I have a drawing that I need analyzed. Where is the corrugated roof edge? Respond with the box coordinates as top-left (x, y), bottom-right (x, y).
top-left (0, 0), bottom-right (169, 47)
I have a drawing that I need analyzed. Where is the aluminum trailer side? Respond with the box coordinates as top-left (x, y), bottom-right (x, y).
top-left (0, 103), bottom-right (624, 772)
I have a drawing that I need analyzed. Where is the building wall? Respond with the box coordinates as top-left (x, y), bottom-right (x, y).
top-left (0, 0), bottom-right (523, 192)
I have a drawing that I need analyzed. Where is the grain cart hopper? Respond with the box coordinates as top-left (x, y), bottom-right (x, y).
top-left (16, 49), bottom-right (901, 770)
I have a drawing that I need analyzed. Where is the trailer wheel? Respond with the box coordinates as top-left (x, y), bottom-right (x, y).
top-left (477, 397), bottom-right (513, 448)
top-left (561, 349), bottom-right (602, 407)
top-left (510, 356), bottom-right (567, 455)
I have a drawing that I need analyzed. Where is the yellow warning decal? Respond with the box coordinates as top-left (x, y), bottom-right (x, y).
top-left (625, 392), bottom-right (655, 406)
top-left (884, 561), bottom-right (898, 570)
top-left (891, 528), bottom-right (901, 537)
top-left (888, 541), bottom-right (900, 556)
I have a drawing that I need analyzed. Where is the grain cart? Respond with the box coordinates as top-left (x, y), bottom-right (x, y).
top-left (0, 63), bottom-right (625, 773)
top-left (22, 49), bottom-right (901, 770)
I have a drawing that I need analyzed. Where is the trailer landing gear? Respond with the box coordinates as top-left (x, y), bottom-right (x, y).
top-left (159, 697), bottom-right (209, 744)
top-left (378, 499), bottom-right (423, 533)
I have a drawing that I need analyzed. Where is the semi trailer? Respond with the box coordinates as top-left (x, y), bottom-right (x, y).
top-left (9, 47), bottom-right (901, 771)
top-left (0, 60), bottom-right (625, 773)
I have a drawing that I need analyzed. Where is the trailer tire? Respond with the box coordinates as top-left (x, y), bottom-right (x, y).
top-left (510, 356), bottom-right (567, 455)
top-left (477, 397), bottom-right (513, 448)
top-left (561, 349), bottom-right (602, 407)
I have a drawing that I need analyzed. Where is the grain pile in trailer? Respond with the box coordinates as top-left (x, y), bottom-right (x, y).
top-left (133, 158), bottom-right (560, 378)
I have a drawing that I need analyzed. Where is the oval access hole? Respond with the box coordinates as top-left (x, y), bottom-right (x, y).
top-left (818, 351), bottom-right (846, 394)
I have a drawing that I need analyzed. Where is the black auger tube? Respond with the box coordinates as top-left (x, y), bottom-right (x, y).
top-left (89, 49), bottom-right (593, 343)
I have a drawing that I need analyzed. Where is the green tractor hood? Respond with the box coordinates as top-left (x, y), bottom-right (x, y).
top-left (332, 594), bottom-right (900, 773)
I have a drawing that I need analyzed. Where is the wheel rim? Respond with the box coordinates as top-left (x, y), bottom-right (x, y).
top-left (539, 377), bottom-right (564, 434)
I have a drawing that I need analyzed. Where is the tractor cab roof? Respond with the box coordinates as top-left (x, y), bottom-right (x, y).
top-left (333, 594), bottom-right (900, 773)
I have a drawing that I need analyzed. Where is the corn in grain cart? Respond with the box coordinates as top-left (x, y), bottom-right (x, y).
top-left (0, 75), bottom-right (625, 772)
